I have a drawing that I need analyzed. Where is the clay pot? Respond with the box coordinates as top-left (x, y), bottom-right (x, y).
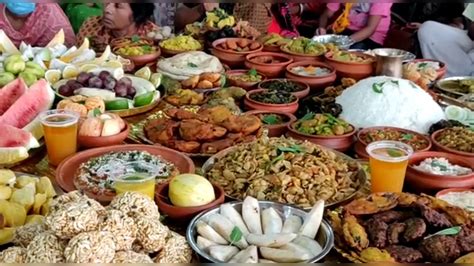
top-left (280, 45), bottom-right (324, 62)
top-left (226, 69), bottom-right (267, 91)
top-left (324, 51), bottom-right (376, 80)
top-left (113, 47), bottom-right (161, 67)
top-left (287, 122), bottom-right (356, 152)
top-left (211, 38), bottom-right (263, 68)
top-left (245, 110), bottom-right (297, 137)
top-left (155, 182), bottom-right (225, 220)
top-left (160, 45), bottom-right (203, 58)
top-left (405, 151), bottom-right (474, 191)
top-left (408, 59), bottom-right (447, 80)
top-left (244, 89), bottom-right (299, 114)
top-left (285, 60), bottom-right (337, 90)
top-left (431, 129), bottom-right (474, 159)
top-left (263, 44), bottom-right (283, 52)
top-left (244, 52), bottom-right (293, 78)
top-left (78, 123), bottom-right (130, 149)
top-left (258, 78), bottom-right (310, 99)
top-left (436, 188), bottom-right (474, 199)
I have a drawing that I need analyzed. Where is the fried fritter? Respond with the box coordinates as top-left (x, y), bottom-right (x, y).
top-left (200, 138), bottom-right (234, 154)
top-left (173, 140), bottom-right (201, 153)
top-left (388, 222), bottom-right (406, 245)
top-left (344, 193), bottom-right (399, 215)
top-left (455, 252), bottom-right (474, 263)
top-left (373, 210), bottom-right (412, 224)
top-left (342, 213), bottom-right (369, 251)
top-left (457, 225), bottom-right (474, 253)
top-left (366, 219), bottom-right (388, 248)
top-left (165, 108), bottom-right (204, 121)
top-left (197, 106), bottom-right (233, 124)
top-left (404, 218), bottom-right (427, 242)
top-left (386, 245), bottom-right (423, 263)
top-left (179, 119), bottom-right (227, 141)
top-left (219, 115), bottom-right (262, 135)
top-left (419, 235), bottom-right (461, 263)
top-left (145, 119), bottom-right (179, 144)
top-left (398, 193), bottom-right (419, 207)
top-left (425, 196), bottom-right (471, 225)
top-left (359, 247), bottom-right (395, 262)
top-left (417, 203), bottom-right (453, 229)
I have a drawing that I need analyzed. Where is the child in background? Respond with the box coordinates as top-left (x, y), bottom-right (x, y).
top-left (316, 3), bottom-right (393, 50)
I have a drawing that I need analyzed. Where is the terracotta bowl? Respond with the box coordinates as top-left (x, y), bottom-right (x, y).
top-left (408, 59), bottom-right (447, 80)
top-left (285, 60), bottom-right (337, 90)
top-left (55, 144), bottom-right (195, 203)
top-left (211, 38), bottom-right (263, 68)
top-left (245, 110), bottom-right (297, 137)
top-left (287, 121), bottom-right (356, 152)
top-left (244, 89), bottom-right (299, 114)
top-left (226, 69), bottom-right (267, 91)
top-left (244, 52), bottom-right (293, 78)
top-left (436, 188), bottom-right (474, 199)
top-left (263, 44), bottom-right (283, 52)
top-left (324, 51), bottom-right (376, 80)
top-left (160, 45), bottom-right (203, 58)
top-left (258, 78), bottom-right (310, 99)
top-left (78, 123), bottom-right (130, 149)
top-left (155, 182), bottom-right (225, 221)
top-left (356, 126), bottom-right (432, 159)
top-left (280, 45), bottom-right (324, 62)
top-left (405, 151), bottom-right (474, 191)
top-left (113, 47), bottom-right (161, 67)
top-left (431, 128), bottom-right (474, 159)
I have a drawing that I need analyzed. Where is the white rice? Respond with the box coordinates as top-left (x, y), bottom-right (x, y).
top-left (335, 76), bottom-right (445, 133)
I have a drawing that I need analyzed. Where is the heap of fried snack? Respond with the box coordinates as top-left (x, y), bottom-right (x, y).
top-left (403, 62), bottom-right (438, 90)
top-left (328, 192), bottom-right (474, 263)
top-left (0, 191), bottom-right (192, 263)
top-left (181, 72), bottom-right (224, 90)
top-left (144, 106), bottom-right (262, 154)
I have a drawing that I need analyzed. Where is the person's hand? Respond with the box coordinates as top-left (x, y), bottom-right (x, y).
top-left (203, 3), bottom-right (219, 12)
top-left (315, 27), bottom-right (326, 35)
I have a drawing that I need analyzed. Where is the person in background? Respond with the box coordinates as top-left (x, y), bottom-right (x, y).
top-left (316, 3), bottom-right (393, 50)
top-left (232, 4), bottom-right (272, 34)
top-left (417, 4), bottom-right (474, 77)
top-left (174, 3), bottom-right (219, 33)
top-left (268, 3), bottom-right (325, 38)
top-left (77, 3), bottom-right (157, 53)
top-left (63, 3), bottom-right (103, 33)
top-left (154, 3), bottom-right (177, 30)
top-left (0, 3), bottom-right (75, 47)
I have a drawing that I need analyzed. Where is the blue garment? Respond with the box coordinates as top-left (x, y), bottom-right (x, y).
top-left (6, 3), bottom-right (36, 16)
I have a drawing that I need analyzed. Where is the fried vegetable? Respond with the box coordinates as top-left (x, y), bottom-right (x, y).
top-left (281, 215), bottom-right (302, 234)
top-left (246, 233), bottom-right (297, 248)
top-left (0, 200), bottom-right (27, 227)
top-left (242, 196), bottom-right (262, 235)
top-left (32, 193), bottom-right (47, 214)
top-left (360, 247), bottom-right (395, 262)
top-left (345, 193), bottom-right (399, 215)
top-left (10, 184), bottom-right (35, 212)
top-left (260, 247), bottom-right (311, 262)
top-left (455, 252), bottom-right (474, 263)
top-left (342, 213), bottom-right (369, 251)
top-left (36, 176), bottom-right (56, 198)
top-left (261, 207), bottom-right (282, 234)
top-left (0, 186), bottom-right (12, 200)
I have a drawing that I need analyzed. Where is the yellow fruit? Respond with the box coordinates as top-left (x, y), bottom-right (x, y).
top-left (62, 65), bottom-right (80, 79)
top-left (0, 147), bottom-right (29, 166)
top-left (41, 198), bottom-right (52, 216)
top-left (45, 69), bottom-right (62, 84)
top-left (102, 60), bottom-right (123, 69)
top-left (10, 184), bottom-right (35, 212)
top-left (15, 176), bottom-right (37, 189)
top-left (0, 186), bottom-right (12, 200)
top-left (60, 38), bottom-right (90, 63)
top-left (36, 176), bottom-right (56, 198)
top-left (33, 193), bottom-right (47, 214)
top-left (26, 215), bottom-right (44, 225)
top-left (150, 73), bottom-right (162, 88)
top-left (79, 63), bottom-right (99, 73)
top-left (0, 228), bottom-right (15, 245)
top-left (46, 29), bottom-right (65, 48)
top-left (0, 170), bottom-right (15, 186)
top-left (135, 66), bottom-right (151, 80)
top-left (95, 45), bottom-right (111, 64)
top-left (0, 200), bottom-right (27, 227)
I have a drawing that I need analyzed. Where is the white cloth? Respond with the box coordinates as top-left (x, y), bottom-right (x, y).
top-left (418, 21), bottom-right (474, 77)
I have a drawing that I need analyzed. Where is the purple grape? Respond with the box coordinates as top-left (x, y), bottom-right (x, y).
top-left (58, 85), bottom-right (74, 96)
top-left (127, 86), bottom-right (136, 98)
top-left (119, 77), bottom-right (132, 87)
top-left (103, 76), bottom-right (117, 91)
top-left (66, 80), bottom-right (78, 87)
top-left (88, 76), bottom-right (103, 88)
top-left (114, 84), bottom-right (128, 97)
top-left (76, 72), bottom-right (92, 85)
top-left (98, 71), bottom-right (112, 81)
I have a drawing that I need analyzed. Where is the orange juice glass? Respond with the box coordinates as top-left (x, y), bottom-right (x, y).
top-left (366, 141), bottom-right (413, 193)
top-left (113, 173), bottom-right (156, 199)
top-left (40, 110), bottom-right (79, 166)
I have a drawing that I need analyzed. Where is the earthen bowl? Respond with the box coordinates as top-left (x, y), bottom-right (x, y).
top-left (324, 51), bottom-right (376, 80)
top-left (244, 89), bottom-right (299, 114)
top-left (263, 44), bottom-right (283, 52)
top-left (245, 110), bottom-right (297, 137)
top-left (155, 182), bottom-right (225, 221)
top-left (226, 69), bottom-right (267, 91)
top-left (244, 52), bottom-right (293, 78)
top-left (408, 59), bottom-right (447, 80)
top-left (285, 60), bottom-right (337, 90)
top-left (113, 47), bottom-right (161, 67)
top-left (287, 121), bottom-right (356, 152)
top-left (406, 151), bottom-right (474, 191)
top-left (211, 38), bottom-right (263, 68)
top-left (281, 45), bottom-right (325, 62)
top-left (159, 45), bottom-right (203, 58)
top-left (78, 123), bottom-right (130, 149)
top-left (431, 128), bottom-right (474, 159)
top-left (55, 144), bottom-right (195, 203)
top-left (356, 126), bottom-right (432, 159)
top-left (436, 188), bottom-right (474, 199)
top-left (258, 78), bottom-right (310, 99)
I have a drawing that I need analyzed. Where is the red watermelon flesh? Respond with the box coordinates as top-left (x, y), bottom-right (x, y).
top-left (0, 78), bottom-right (27, 115)
top-left (0, 124), bottom-right (36, 148)
top-left (0, 79), bottom-right (51, 128)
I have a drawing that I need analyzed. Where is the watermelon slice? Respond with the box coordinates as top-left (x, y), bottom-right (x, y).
top-left (0, 78), bottom-right (27, 115)
top-left (0, 124), bottom-right (39, 149)
top-left (0, 79), bottom-right (55, 129)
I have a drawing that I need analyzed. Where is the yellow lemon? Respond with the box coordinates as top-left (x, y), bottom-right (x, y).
top-left (78, 63), bottom-right (99, 73)
top-left (150, 73), bottom-right (162, 88)
top-left (102, 60), bottom-right (123, 69)
top-left (62, 65), bottom-right (80, 79)
top-left (44, 69), bottom-right (62, 85)
top-left (135, 66), bottom-right (151, 81)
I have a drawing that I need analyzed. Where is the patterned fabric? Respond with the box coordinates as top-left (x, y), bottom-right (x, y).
top-left (233, 3), bottom-right (272, 33)
top-left (153, 3), bottom-right (176, 30)
top-left (77, 16), bottom-right (158, 53)
top-left (0, 3), bottom-right (75, 47)
top-left (332, 3), bottom-right (353, 33)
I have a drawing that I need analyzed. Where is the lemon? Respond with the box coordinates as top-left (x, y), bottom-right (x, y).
top-left (79, 63), bottom-right (99, 73)
top-left (44, 69), bottom-right (61, 84)
top-left (134, 91), bottom-right (155, 107)
top-left (102, 60), bottom-right (123, 69)
top-left (0, 228), bottom-right (15, 245)
top-left (62, 65), bottom-right (80, 79)
top-left (150, 73), bottom-right (162, 88)
top-left (0, 147), bottom-right (29, 165)
top-left (135, 66), bottom-right (151, 80)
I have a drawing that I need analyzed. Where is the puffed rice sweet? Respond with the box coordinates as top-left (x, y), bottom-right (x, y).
top-left (25, 232), bottom-right (65, 263)
top-left (134, 214), bottom-right (169, 253)
top-left (109, 192), bottom-right (160, 218)
top-left (99, 209), bottom-right (137, 250)
top-left (64, 231), bottom-right (116, 263)
top-left (13, 223), bottom-right (47, 248)
top-left (0, 247), bottom-right (26, 263)
top-left (154, 232), bottom-right (193, 263)
top-left (50, 190), bottom-right (106, 217)
top-left (112, 250), bottom-right (154, 263)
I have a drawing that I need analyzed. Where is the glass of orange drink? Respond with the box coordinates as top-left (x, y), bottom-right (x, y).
top-left (366, 140), bottom-right (414, 193)
top-left (40, 109), bottom-right (79, 166)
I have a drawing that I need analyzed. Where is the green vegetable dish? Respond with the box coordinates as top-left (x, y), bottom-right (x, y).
top-left (250, 90), bottom-right (297, 104)
top-left (294, 113), bottom-right (354, 136)
top-left (261, 80), bottom-right (304, 93)
top-left (259, 113), bottom-right (288, 125)
top-left (230, 69), bottom-right (262, 82)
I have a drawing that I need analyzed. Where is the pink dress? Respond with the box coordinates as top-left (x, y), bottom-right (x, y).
top-left (327, 3), bottom-right (392, 45)
top-left (0, 4), bottom-right (75, 47)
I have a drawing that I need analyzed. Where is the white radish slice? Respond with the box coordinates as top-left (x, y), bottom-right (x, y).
top-left (228, 245), bottom-right (258, 263)
top-left (209, 245), bottom-right (239, 262)
top-left (259, 259), bottom-right (277, 263)
top-left (299, 200), bottom-right (324, 239)
top-left (242, 196), bottom-right (262, 234)
top-left (208, 213), bottom-right (249, 249)
top-left (281, 215), bottom-right (303, 233)
top-left (196, 236), bottom-right (217, 252)
top-left (220, 203), bottom-right (250, 236)
top-left (260, 247), bottom-right (311, 263)
top-left (246, 233), bottom-right (297, 248)
top-left (196, 221), bottom-right (228, 245)
top-left (292, 236), bottom-right (323, 256)
top-left (262, 207), bottom-right (283, 234)
top-left (280, 243), bottom-right (312, 258)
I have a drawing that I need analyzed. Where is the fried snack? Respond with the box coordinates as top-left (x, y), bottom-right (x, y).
top-left (144, 119), bottom-right (179, 144)
top-left (456, 252), bottom-right (474, 263)
top-left (13, 222), bottom-right (46, 248)
top-left (25, 232), bottom-right (66, 263)
top-left (109, 192), bottom-right (160, 219)
top-left (64, 231), bottom-right (116, 263)
top-left (360, 247), bottom-right (395, 262)
top-left (219, 115), bottom-right (261, 135)
top-left (154, 232), bottom-right (192, 263)
top-left (342, 213), bottom-right (369, 251)
top-left (174, 140), bottom-right (201, 153)
top-left (200, 72), bottom-right (221, 83)
top-left (134, 214), bottom-right (170, 253)
top-left (344, 193), bottom-right (399, 215)
top-left (182, 75), bottom-right (200, 88)
top-left (198, 105), bottom-right (233, 124)
top-left (179, 119), bottom-right (227, 141)
top-left (196, 80), bottom-right (214, 89)
top-left (113, 251), bottom-right (154, 263)
top-left (0, 247), bottom-right (26, 263)
top-left (99, 209), bottom-right (137, 251)
top-left (164, 89), bottom-right (205, 106)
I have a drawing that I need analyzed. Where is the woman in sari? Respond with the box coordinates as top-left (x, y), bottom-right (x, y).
top-left (77, 3), bottom-right (157, 53)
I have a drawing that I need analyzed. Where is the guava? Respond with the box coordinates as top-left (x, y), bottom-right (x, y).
top-left (24, 62), bottom-right (45, 78)
top-left (4, 56), bottom-right (25, 75)
top-left (18, 72), bottom-right (37, 87)
top-left (0, 72), bottom-right (15, 87)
